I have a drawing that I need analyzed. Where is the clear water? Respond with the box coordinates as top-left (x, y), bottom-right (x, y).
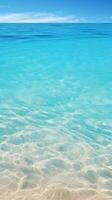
top-left (0, 23), bottom-right (112, 200)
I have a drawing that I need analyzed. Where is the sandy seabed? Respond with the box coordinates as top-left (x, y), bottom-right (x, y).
top-left (0, 125), bottom-right (112, 200)
top-left (0, 100), bottom-right (112, 200)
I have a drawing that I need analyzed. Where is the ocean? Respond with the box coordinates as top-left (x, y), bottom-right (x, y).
top-left (0, 23), bottom-right (112, 200)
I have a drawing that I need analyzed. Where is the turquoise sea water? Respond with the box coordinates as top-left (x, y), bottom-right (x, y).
top-left (0, 23), bottom-right (112, 200)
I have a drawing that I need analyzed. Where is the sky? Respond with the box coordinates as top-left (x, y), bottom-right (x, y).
top-left (0, 0), bottom-right (112, 23)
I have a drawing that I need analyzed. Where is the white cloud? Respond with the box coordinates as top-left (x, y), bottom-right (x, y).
top-left (104, 16), bottom-right (112, 21)
top-left (0, 12), bottom-right (80, 23)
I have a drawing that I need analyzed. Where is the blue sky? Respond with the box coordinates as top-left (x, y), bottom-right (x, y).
top-left (0, 0), bottom-right (112, 22)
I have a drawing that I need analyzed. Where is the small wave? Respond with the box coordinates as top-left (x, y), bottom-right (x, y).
top-left (0, 34), bottom-right (56, 40)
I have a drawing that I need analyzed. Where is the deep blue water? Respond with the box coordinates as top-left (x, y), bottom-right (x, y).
top-left (0, 23), bottom-right (112, 200)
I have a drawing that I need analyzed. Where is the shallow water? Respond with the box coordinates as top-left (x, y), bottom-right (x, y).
top-left (0, 23), bottom-right (112, 200)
